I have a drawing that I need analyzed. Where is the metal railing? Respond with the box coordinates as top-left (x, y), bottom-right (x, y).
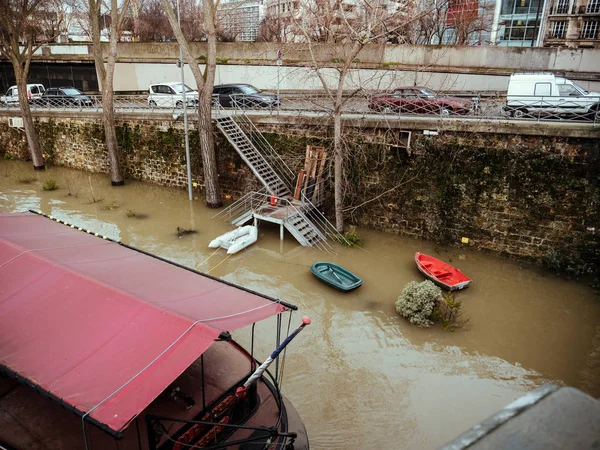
top-left (504, 94), bottom-right (600, 121)
top-left (1, 91), bottom-right (598, 124)
top-left (212, 188), bottom-right (270, 225)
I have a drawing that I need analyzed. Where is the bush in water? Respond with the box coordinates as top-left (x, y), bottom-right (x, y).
top-left (395, 280), bottom-right (442, 327)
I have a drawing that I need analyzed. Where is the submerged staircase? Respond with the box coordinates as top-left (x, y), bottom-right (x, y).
top-left (213, 102), bottom-right (346, 252)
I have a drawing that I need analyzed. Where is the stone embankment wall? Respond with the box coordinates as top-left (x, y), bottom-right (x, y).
top-left (1, 116), bottom-right (598, 276)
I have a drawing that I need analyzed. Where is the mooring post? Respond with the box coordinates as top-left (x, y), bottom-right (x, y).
top-left (280, 223), bottom-right (284, 241)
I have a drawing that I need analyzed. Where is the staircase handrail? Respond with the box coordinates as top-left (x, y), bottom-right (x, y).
top-left (233, 115), bottom-right (296, 189)
top-left (214, 106), bottom-right (290, 196)
top-left (230, 97), bottom-right (296, 188)
top-left (212, 188), bottom-right (269, 222)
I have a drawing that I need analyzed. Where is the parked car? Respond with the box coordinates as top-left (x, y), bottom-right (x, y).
top-left (36, 87), bottom-right (94, 107)
top-left (504, 73), bottom-right (600, 120)
top-left (368, 87), bottom-right (474, 115)
top-left (147, 82), bottom-right (199, 108)
top-left (213, 84), bottom-right (280, 108)
top-left (1, 84), bottom-right (45, 105)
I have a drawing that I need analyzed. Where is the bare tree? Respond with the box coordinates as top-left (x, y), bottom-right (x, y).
top-left (292, 0), bottom-right (423, 231)
top-left (160, 0), bottom-right (222, 207)
top-left (257, 15), bottom-right (285, 42)
top-left (407, 0), bottom-right (494, 45)
top-left (0, 0), bottom-right (63, 170)
top-left (135, 0), bottom-right (204, 42)
top-left (87, 0), bottom-right (131, 185)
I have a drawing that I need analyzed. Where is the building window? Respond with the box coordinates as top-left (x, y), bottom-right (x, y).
top-left (587, 0), bottom-right (600, 13)
top-left (551, 20), bottom-right (567, 37)
top-left (581, 20), bottom-right (599, 38)
top-left (555, 0), bottom-right (568, 13)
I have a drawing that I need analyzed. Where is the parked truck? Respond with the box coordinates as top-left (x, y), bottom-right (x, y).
top-left (505, 73), bottom-right (600, 121)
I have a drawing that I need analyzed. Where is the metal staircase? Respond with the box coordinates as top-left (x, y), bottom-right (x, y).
top-left (216, 115), bottom-right (290, 197)
top-left (212, 190), bottom-right (334, 252)
top-left (212, 101), bottom-right (348, 252)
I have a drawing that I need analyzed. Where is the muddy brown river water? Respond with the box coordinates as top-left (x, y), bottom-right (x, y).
top-left (1, 160), bottom-right (599, 449)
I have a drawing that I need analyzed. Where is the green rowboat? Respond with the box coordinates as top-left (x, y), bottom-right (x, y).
top-left (310, 262), bottom-right (363, 292)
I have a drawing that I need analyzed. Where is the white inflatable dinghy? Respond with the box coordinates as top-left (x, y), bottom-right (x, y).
top-left (208, 225), bottom-right (258, 255)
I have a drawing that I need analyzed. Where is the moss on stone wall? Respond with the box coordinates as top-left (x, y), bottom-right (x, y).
top-left (341, 131), bottom-right (599, 282)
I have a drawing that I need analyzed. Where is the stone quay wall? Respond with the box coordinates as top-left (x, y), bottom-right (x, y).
top-left (0, 115), bottom-right (597, 276)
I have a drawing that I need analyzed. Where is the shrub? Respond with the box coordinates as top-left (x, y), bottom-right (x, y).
top-left (342, 225), bottom-right (363, 248)
top-left (395, 280), bottom-right (441, 327)
top-left (126, 209), bottom-right (137, 218)
top-left (176, 227), bottom-right (197, 238)
top-left (43, 179), bottom-right (58, 191)
top-left (396, 281), bottom-right (469, 330)
top-left (431, 292), bottom-right (469, 331)
top-left (3, 152), bottom-right (14, 160)
top-left (18, 175), bottom-right (36, 183)
top-left (102, 199), bottom-right (120, 210)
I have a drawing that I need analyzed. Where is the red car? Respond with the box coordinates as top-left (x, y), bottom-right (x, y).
top-left (368, 87), bottom-right (474, 116)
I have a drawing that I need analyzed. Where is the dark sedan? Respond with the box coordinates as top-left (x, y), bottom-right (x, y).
top-left (213, 84), bottom-right (279, 108)
top-left (36, 87), bottom-right (95, 107)
top-left (368, 87), bottom-right (473, 116)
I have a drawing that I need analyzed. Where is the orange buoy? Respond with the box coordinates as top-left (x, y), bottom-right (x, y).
top-left (269, 196), bottom-right (278, 207)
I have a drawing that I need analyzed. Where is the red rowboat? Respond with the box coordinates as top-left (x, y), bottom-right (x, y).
top-left (415, 252), bottom-right (472, 291)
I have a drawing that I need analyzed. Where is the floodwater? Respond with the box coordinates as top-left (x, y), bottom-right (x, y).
top-left (1, 160), bottom-right (599, 449)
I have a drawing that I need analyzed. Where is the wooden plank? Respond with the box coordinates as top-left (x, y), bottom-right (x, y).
top-left (294, 170), bottom-right (306, 200)
top-left (303, 146), bottom-right (316, 193)
top-left (312, 147), bottom-right (326, 203)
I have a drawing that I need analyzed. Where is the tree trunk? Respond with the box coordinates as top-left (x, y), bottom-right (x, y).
top-left (89, 0), bottom-right (123, 186)
top-left (103, 19), bottom-right (124, 185)
top-left (197, 95), bottom-right (221, 207)
top-left (160, 0), bottom-right (222, 208)
top-left (333, 108), bottom-right (344, 232)
top-left (14, 62), bottom-right (44, 169)
top-left (199, 0), bottom-right (222, 208)
top-left (102, 88), bottom-right (123, 185)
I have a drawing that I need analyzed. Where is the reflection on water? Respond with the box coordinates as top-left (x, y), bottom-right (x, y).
top-left (1, 161), bottom-right (599, 449)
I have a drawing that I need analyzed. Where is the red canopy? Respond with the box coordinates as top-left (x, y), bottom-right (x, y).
top-left (0, 212), bottom-right (289, 434)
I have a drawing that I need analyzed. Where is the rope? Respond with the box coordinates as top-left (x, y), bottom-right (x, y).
top-left (0, 242), bottom-right (107, 269)
top-left (194, 247), bottom-right (222, 271)
top-left (277, 311), bottom-right (293, 392)
top-left (206, 254), bottom-right (233, 274)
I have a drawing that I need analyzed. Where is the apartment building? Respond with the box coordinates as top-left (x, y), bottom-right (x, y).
top-left (218, 0), bottom-right (265, 42)
top-left (544, 0), bottom-right (600, 47)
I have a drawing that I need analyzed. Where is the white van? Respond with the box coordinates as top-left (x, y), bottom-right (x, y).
top-left (0, 84), bottom-right (45, 105)
top-left (505, 73), bottom-right (600, 120)
top-left (147, 82), bottom-right (199, 108)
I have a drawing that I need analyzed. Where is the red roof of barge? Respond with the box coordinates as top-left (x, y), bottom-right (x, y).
top-left (0, 212), bottom-right (289, 435)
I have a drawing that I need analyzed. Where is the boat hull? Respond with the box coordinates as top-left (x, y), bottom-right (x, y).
top-left (415, 252), bottom-right (472, 291)
top-left (209, 225), bottom-right (258, 254)
top-left (310, 262), bottom-right (363, 292)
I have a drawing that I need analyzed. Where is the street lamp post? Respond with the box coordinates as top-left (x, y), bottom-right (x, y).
top-left (177, 0), bottom-right (193, 201)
